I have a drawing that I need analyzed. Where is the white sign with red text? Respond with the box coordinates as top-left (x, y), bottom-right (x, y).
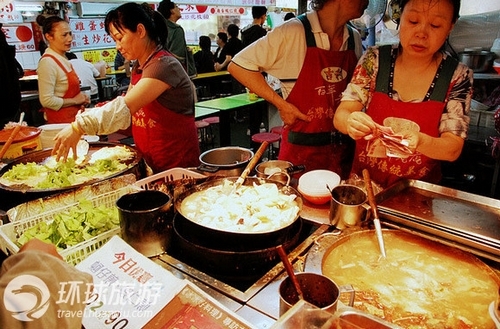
top-left (76, 236), bottom-right (185, 329)
top-left (1, 23), bottom-right (35, 52)
top-left (69, 17), bottom-right (115, 49)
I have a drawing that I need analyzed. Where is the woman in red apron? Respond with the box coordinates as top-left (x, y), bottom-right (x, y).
top-left (51, 3), bottom-right (200, 173)
top-left (36, 16), bottom-right (89, 123)
top-left (334, 0), bottom-right (473, 188)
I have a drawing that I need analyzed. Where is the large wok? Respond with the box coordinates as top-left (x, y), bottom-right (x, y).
top-left (0, 142), bottom-right (143, 193)
top-left (305, 229), bottom-right (500, 328)
top-left (174, 176), bottom-right (303, 252)
top-left (171, 216), bottom-right (302, 285)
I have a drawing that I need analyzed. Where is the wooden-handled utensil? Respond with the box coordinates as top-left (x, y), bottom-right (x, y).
top-left (362, 169), bottom-right (387, 258)
top-left (277, 245), bottom-right (304, 301)
top-left (229, 140), bottom-right (269, 194)
top-left (0, 113), bottom-right (25, 160)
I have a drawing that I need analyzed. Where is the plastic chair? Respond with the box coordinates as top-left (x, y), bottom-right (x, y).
top-left (251, 132), bottom-right (281, 160)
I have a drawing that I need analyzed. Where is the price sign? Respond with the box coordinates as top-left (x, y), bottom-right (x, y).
top-left (1, 23), bottom-right (35, 52)
top-left (76, 236), bottom-right (184, 329)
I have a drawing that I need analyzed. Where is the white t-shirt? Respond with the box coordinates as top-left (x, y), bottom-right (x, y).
top-left (231, 11), bottom-right (364, 99)
top-left (37, 48), bottom-right (72, 110)
top-left (70, 58), bottom-right (100, 96)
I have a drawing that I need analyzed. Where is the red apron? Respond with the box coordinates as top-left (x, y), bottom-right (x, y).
top-left (131, 50), bottom-right (200, 173)
top-left (352, 92), bottom-right (444, 187)
top-left (278, 15), bottom-right (357, 179)
top-left (41, 54), bottom-right (81, 123)
top-left (351, 45), bottom-right (459, 187)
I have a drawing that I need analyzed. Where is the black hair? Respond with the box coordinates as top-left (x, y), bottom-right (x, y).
top-left (284, 12), bottom-right (296, 21)
top-left (199, 35), bottom-right (212, 51)
top-left (252, 6), bottom-right (267, 19)
top-left (65, 51), bottom-right (77, 60)
top-left (157, 0), bottom-right (175, 20)
top-left (227, 24), bottom-right (239, 38)
top-left (399, 0), bottom-right (461, 23)
top-left (104, 2), bottom-right (168, 47)
top-left (36, 15), bottom-right (66, 36)
top-left (310, 0), bottom-right (329, 11)
top-left (217, 32), bottom-right (228, 43)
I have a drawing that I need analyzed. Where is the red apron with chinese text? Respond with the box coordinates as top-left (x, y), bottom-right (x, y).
top-left (41, 54), bottom-right (81, 124)
top-left (131, 50), bottom-right (200, 173)
top-left (278, 15), bottom-right (357, 179)
top-left (351, 46), bottom-right (459, 187)
top-left (352, 93), bottom-right (444, 187)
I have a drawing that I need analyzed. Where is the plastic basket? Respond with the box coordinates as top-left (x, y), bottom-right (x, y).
top-left (134, 167), bottom-right (206, 190)
top-left (0, 185), bottom-right (138, 265)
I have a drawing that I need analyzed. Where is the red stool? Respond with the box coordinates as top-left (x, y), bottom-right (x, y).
top-left (202, 116), bottom-right (219, 147)
top-left (270, 126), bottom-right (284, 153)
top-left (270, 125), bottom-right (283, 135)
top-left (251, 132), bottom-right (281, 160)
top-left (195, 120), bottom-right (211, 151)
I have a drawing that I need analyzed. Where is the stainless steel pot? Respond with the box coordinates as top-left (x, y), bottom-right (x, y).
top-left (458, 51), bottom-right (495, 73)
top-left (198, 146), bottom-right (254, 176)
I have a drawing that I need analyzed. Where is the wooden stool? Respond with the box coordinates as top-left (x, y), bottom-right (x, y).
top-left (251, 132), bottom-right (281, 160)
top-left (202, 116), bottom-right (219, 148)
top-left (195, 120), bottom-right (211, 151)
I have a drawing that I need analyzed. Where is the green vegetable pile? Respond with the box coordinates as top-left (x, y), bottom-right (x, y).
top-left (2, 158), bottom-right (128, 189)
top-left (16, 199), bottom-right (120, 250)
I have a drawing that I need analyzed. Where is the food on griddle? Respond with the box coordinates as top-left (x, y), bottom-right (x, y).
top-left (0, 146), bottom-right (134, 189)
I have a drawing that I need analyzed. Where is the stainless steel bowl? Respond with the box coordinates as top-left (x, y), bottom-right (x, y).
top-left (458, 51), bottom-right (495, 73)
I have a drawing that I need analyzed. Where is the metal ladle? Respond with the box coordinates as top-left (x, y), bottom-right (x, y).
top-left (362, 169), bottom-right (387, 258)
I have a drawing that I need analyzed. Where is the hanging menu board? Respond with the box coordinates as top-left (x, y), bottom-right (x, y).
top-left (69, 17), bottom-right (114, 50)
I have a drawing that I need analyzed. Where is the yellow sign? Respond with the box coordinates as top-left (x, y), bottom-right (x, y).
top-left (83, 48), bottom-right (117, 65)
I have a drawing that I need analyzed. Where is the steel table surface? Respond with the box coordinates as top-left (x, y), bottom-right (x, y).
top-left (196, 94), bottom-right (266, 146)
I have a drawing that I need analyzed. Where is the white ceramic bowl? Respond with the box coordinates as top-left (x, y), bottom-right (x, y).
top-left (298, 170), bottom-right (341, 205)
top-left (39, 124), bottom-right (70, 149)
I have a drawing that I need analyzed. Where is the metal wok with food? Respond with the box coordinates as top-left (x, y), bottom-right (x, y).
top-left (174, 176), bottom-right (303, 252)
top-left (304, 230), bottom-right (500, 328)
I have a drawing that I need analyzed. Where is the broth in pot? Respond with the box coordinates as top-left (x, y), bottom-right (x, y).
top-left (322, 231), bottom-right (499, 328)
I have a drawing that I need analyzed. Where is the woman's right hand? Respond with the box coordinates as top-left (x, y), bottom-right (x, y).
top-left (52, 122), bottom-right (83, 162)
top-left (74, 92), bottom-right (90, 106)
top-left (345, 111), bottom-right (377, 140)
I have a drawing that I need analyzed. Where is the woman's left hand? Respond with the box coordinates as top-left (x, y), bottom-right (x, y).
top-left (402, 130), bottom-right (420, 153)
top-left (52, 123), bottom-right (83, 162)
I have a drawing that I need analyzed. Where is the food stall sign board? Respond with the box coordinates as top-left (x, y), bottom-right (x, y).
top-left (1, 23), bottom-right (35, 52)
top-left (69, 17), bottom-right (115, 50)
top-left (177, 0), bottom-right (275, 6)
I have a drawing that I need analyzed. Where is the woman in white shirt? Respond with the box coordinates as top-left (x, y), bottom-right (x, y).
top-left (36, 15), bottom-right (90, 123)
